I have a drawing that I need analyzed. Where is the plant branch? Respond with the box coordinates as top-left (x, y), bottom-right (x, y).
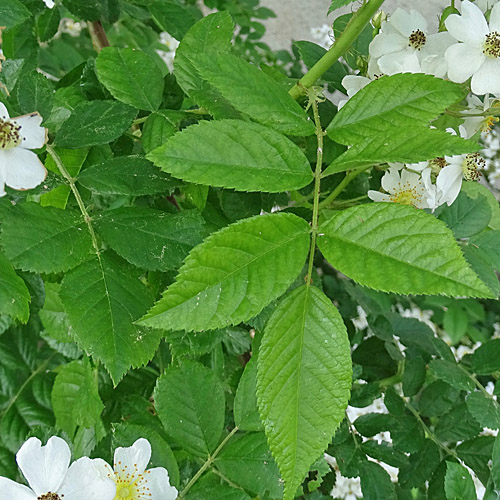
top-left (88, 21), bottom-right (110, 52)
top-left (289, 0), bottom-right (386, 99)
top-left (46, 144), bottom-right (100, 256)
top-left (178, 426), bottom-right (239, 499)
top-left (319, 167), bottom-right (369, 209)
top-left (306, 91), bottom-right (324, 285)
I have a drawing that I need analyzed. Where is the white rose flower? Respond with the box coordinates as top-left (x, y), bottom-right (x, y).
top-left (369, 8), bottom-right (454, 78)
top-left (338, 75), bottom-right (372, 109)
top-left (445, 0), bottom-right (500, 95)
top-left (0, 102), bottom-right (47, 197)
top-left (367, 167), bottom-right (435, 209)
top-left (94, 438), bottom-right (178, 500)
top-left (0, 436), bottom-right (116, 500)
top-left (461, 93), bottom-right (499, 138)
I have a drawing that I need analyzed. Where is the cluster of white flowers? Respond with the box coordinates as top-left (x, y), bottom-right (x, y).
top-left (0, 436), bottom-right (178, 500)
top-left (340, 0), bottom-right (500, 211)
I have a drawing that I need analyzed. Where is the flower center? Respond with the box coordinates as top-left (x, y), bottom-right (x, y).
top-left (38, 493), bottom-right (61, 500)
top-left (483, 31), bottom-right (500, 58)
top-left (390, 188), bottom-right (422, 206)
top-left (110, 462), bottom-right (152, 500)
top-left (0, 118), bottom-right (22, 150)
top-left (462, 153), bottom-right (485, 181)
top-left (429, 157), bottom-right (448, 174)
top-left (408, 29), bottom-right (426, 50)
top-left (481, 115), bottom-right (499, 133)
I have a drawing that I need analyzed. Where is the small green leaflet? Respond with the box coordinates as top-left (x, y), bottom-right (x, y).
top-left (147, 120), bottom-right (313, 192)
top-left (0, 251), bottom-right (30, 323)
top-left (51, 358), bottom-right (104, 437)
top-left (328, 0), bottom-right (355, 14)
top-left (142, 110), bottom-right (181, 153)
top-left (471, 339), bottom-right (500, 374)
top-left (234, 356), bottom-right (262, 431)
top-left (197, 53), bottom-right (315, 136)
top-left (36, 7), bottom-right (61, 42)
top-left (94, 208), bottom-right (205, 271)
top-left (96, 47), bottom-right (164, 111)
top-left (16, 71), bottom-right (54, 120)
top-left (173, 12), bottom-right (239, 119)
top-left (149, 0), bottom-right (199, 41)
top-left (444, 462), bottom-right (477, 500)
top-left (56, 100), bottom-right (137, 148)
top-left (326, 73), bottom-right (466, 144)
top-left (317, 203), bottom-right (493, 297)
top-left (60, 252), bottom-right (160, 384)
top-left (257, 285), bottom-right (352, 500)
top-left (154, 361), bottom-right (225, 458)
top-left (61, 0), bottom-right (101, 20)
top-left (0, 0), bottom-right (31, 30)
top-left (360, 461), bottom-right (397, 500)
top-left (322, 126), bottom-right (479, 176)
top-left (139, 213), bottom-right (310, 332)
top-left (0, 203), bottom-right (92, 273)
top-left (77, 155), bottom-right (180, 195)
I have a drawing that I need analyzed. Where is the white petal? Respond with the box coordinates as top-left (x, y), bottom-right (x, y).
top-left (16, 436), bottom-right (71, 496)
top-left (406, 161), bottom-right (428, 172)
top-left (390, 8), bottom-right (427, 37)
top-left (381, 168), bottom-right (401, 194)
top-left (2, 147), bottom-right (47, 191)
top-left (369, 33), bottom-right (407, 58)
top-left (445, 0), bottom-right (489, 43)
top-left (342, 75), bottom-right (371, 97)
top-left (59, 457), bottom-right (116, 500)
top-left (13, 113), bottom-right (47, 149)
top-left (0, 477), bottom-right (36, 500)
top-left (142, 467), bottom-right (178, 500)
top-left (379, 51), bottom-right (420, 75)
top-left (0, 103), bottom-right (10, 119)
top-left (489, 0), bottom-right (500, 32)
top-left (0, 160), bottom-right (6, 197)
top-left (399, 167), bottom-right (421, 187)
top-left (114, 438), bottom-right (151, 480)
top-left (445, 43), bottom-right (484, 83)
top-left (471, 59), bottom-right (500, 95)
top-left (367, 190), bottom-right (391, 202)
top-left (436, 163), bottom-right (463, 206)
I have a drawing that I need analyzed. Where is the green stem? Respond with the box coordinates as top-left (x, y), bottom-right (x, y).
top-left (305, 92), bottom-right (324, 285)
top-left (289, 0), bottom-right (386, 99)
top-left (132, 117), bottom-right (148, 126)
top-left (331, 195), bottom-right (369, 208)
top-left (46, 144), bottom-right (100, 255)
top-left (319, 168), bottom-right (369, 209)
top-left (0, 354), bottom-right (56, 420)
top-left (404, 398), bottom-right (458, 459)
top-left (178, 426), bottom-right (239, 499)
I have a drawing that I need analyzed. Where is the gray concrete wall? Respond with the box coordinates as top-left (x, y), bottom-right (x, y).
top-left (261, 0), bottom-right (451, 50)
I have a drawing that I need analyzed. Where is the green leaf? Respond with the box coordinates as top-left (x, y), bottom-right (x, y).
top-left (214, 432), bottom-right (282, 498)
top-left (328, 0), bottom-right (355, 14)
top-left (0, 251), bottom-right (30, 322)
top-left (141, 110), bottom-right (180, 154)
top-left (399, 439), bottom-right (440, 489)
top-left (150, 0), bottom-right (199, 41)
top-left (60, 252), bottom-right (159, 384)
top-left (435, 403), bottom-right (482, 442)
top-left (61, 0), bottom-right (101, 20)
top-left (147, 120), bottom-right (313, 192)
top-left (466, 391), bottom-right (500, 429)
top-left (94, 208), bottom-right (205, 271)
top-left (174, 12), bottom-right (238, 118)
top-left (445, 462), bottom-right (477, 500)
top-left (139, 213), bottom-right (310, 332)
top-left (186, 473), bottom-right (252, 500)
top-left (56, 100), bottom-right (137, 148)
top-left (51, 358), bottom-right (103, 437)
top-left (197, 53), bottom-right (314, 136)
top-left (0, 0), bottom-right (31, 30)
top-left (16, 71), bottom-right (54, 120)
top-left (36, 7), bottom-right (61, 42)
top-left (360, 461), bottom-right (397, 500)
top-left (0, 203), bottom-right (92, 273)
top-left (317, 203), bottom-right (493, 297)
top-left (471, 339), bottom-right (500, 374)
top-left (457, 437), bottom-right (494, 486)
top-left (256, 285), bottom-right (352, 500)
top-left (326, 74), bottom-right (465, 144)
top-left (96, 47), bottom-right (164, 111)
top-left (322, 126), bottom-right (479, 176)
top-left (234, 356), bottom-right (262, 431)
top-left (437, 191), bottom-right (492, 239)
top-left (77, 155), bottom-right (179, 195)
top-left (492, 435), bottom-right (500, 493)
top-left (428, 359), bottom-right (475, 391)
top-left (154, 360), bottom-right (225, 457)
